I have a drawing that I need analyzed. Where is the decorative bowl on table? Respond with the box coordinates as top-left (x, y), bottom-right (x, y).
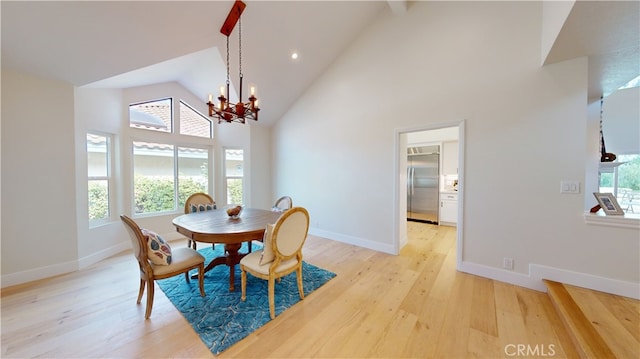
top-left (226, 205), bottom-right (242, 219)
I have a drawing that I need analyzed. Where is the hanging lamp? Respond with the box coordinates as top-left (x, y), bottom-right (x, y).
top-left (207, 0), bottom-right (259, 124)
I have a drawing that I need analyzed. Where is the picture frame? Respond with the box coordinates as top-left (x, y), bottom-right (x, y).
top-left (593, 192), bottom-right (625, 215)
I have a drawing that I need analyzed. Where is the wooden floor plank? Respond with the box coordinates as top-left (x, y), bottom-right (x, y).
top-left (544, 279), bottom-right (615, 359)
top-left (565, 284), bottom-right (639, 359)
top-left (0, 223), bottom-right (594, 358)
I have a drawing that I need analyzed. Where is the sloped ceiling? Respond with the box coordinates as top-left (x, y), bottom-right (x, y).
top-left (2, 1), bottom-right (638, 126)
top-left (1, 1), bottom-right (387, 127)
top-left (544, 0), bottom-right (640, 102)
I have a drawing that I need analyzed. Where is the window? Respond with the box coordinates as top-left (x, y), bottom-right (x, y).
top-left (599, 154), bottom-right (640, 214)
top-left (180, 100), bottom-right (212, 138)
top-left (87, 133), bottom-right (112, 225)
top-left (129, 98), bottom-right (213, 215)
top-left (133, 141), bottom-right (176, 214)
top-left (178, 146), bottom-right (209, 208)
top-left (224, 148), bottom-right (244, 205)
top-left (129, 98), bottom-right (172, 133)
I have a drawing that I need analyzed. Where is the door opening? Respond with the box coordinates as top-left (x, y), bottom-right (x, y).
top-left (395, 122), bottom-right (464, 271)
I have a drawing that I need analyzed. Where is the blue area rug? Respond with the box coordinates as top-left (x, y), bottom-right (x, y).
top-left (157, 243), bottom-right (336, 354)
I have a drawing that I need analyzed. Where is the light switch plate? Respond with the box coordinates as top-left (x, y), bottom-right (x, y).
top-left (560, 180), bottom-right (580, 194)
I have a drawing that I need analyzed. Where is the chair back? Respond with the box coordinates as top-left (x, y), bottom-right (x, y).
top-left (272, 207), bottom-right (309, 258)
top-left (185, 192), bottom-right (215, 213)
top-left (273, 196), bottom-right (293, 212)
top-left (120, 215), bottom-right (150, 272)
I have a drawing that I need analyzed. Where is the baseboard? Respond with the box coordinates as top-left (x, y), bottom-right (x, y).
top-left (1, 259), bottom-right (78, 289)
top-left (458, 261), bottom-right (547, 292)
top-left (2, 241), bottom-right (131, 289)
top-left (459, 261), bottom-right (640, 300)
top-left (530, 264), bottom-right (640, 300)
top-left (77, 241), bottom-right (130, 270)
top-left (309, 227), bottom-right (395, 254)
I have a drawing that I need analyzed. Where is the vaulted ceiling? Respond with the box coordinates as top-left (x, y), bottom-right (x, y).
top-left (2, 1), bottom-right (637, 127)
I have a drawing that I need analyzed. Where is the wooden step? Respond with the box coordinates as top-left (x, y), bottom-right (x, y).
top-left (544, 279), bottom-right (640, 359)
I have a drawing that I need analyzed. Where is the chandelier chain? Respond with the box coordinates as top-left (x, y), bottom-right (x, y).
top-left (225, 36), bottom-right (230, 86)
top-left (207, 1), bottom-right (258, 124)
top-left (238, 17), bottom-right (243, 77)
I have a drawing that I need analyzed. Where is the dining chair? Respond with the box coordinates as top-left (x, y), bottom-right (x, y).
top-left (120, 215), bottom-right (205, 319)
top-left (184, 192), bottom-right (216, 250)
top-left (240, 207), bottom-right (309, 319)
top-left (272, 196), bottom-right (293, 212)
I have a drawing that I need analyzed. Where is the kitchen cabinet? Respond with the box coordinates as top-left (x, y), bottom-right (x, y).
top-left (442, 141), bottom-right (458, 175)
top-left (440, 192), bottom-right (458, 226)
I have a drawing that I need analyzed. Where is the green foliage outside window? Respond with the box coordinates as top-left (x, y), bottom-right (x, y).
top-left (227, 179), bottom-right (243, 205)
top-left (88, 182), bottom-right (108, 220)
top-left (133, 176), bottom-right (206, 214)
top-left (599, 155), bottom-right (640, 191)
top-left (618, 155), bottom-right (640, 190)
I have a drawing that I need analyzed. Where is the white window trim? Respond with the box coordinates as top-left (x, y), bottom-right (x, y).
top-left (584, 212), bottom-right (640, 229)
top-left (88, 132), bottom-right (114, 227)
top-left (223, 147), bottom-right (244, 206)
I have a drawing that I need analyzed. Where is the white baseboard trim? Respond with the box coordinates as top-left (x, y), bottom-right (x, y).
top-left (2, 242), bottom-right (131, 289)
top-left (459, 260), bottom-right (639, 300)
top-left (78, 242), bottom-right (130, 270)
top-left (309, 227), bottom-right (395, 254)
top-left (1, 259), bottom-right (78, 289)
top-left (458, 261), bottom-right (547, 292)
top-left (530, 264), bottom-right (640, 300)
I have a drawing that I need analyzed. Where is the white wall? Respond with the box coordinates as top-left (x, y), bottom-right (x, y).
top-left (273, 1), bottom-right (639, 297)
top-left (250, 125), bottom-right (273, 210)
top-left (74, 87), bottom-right (129, 268)
top-left (540, 0), bottom-right (575, 65)
top-left (1, 69), bottom-right (79, 285)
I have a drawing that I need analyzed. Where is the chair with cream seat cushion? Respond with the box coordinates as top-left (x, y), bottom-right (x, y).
top-left (120, 215), bottom-right (205, 319)
top-left (272, 196), bottom-right (293, 212)
top-left (184, 192), bottom-right (216, 250)
top-left (240, 207), bottom-right (309, 319)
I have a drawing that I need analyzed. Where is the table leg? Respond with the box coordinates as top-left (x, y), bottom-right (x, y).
top-left (225, 243), bottom-right (242, 291)
top-left (191, 242), bottom-right (246, 292)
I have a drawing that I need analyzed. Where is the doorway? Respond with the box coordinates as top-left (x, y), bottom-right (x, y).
top-left (394, 122), bottom-right (464, 270)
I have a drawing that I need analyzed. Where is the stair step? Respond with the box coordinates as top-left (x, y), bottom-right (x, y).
top-left (544, 280), bottom-right (616, 359)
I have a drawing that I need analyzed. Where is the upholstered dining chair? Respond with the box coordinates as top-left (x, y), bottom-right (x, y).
top-left (120, 215), bottom-right (205, 319)
top-left (240, 207), bottom-right (309, 319)
top-left (272, 196), bottom-right (293, 212)
top-left (184, 192), bottom-right (216, 250)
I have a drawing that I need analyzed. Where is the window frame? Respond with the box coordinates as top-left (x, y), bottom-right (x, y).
top-left (128, 97), bottom-right (214, 217)
top-left (87, 131), bottom-right (114, 227)
top-left (129, 97), bottom-right (173, 133)
top-left (223, 147), bottom-right (245, 206)
top-left (179, 99), bottom-right (213, 139)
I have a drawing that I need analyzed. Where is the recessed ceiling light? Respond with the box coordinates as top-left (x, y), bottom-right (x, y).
top-left (290, 51), bottom-right (299, 61)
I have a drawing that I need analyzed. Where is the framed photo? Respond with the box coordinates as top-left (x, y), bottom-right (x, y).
top-left (593, 192), bottom-right (625, 215)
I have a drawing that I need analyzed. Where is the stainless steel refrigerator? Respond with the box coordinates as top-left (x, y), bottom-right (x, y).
top-left (407, 145), bottom-right (439, 224)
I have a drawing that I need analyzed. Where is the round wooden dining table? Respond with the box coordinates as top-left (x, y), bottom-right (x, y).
top-left (172, 207), bottom-right (282, 291)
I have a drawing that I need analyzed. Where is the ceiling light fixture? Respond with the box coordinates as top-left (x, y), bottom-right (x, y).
top-left (207, 0), bottom-right (259, 124)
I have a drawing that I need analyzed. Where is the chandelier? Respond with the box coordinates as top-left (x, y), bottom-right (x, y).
top-left (207, 0), bottom-right (259, 124)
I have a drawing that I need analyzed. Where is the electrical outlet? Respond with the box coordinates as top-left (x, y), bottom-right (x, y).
top-left (503, 257), bottom-right (514, 270)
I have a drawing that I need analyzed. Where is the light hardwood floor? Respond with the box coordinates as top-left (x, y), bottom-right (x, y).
top-left (2, 222), bottom-right (580, 358)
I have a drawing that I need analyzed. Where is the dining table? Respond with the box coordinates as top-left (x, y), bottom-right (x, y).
top-left (172, 207), bottom-right (283, 291)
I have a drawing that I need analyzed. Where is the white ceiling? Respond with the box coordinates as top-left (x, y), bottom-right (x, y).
top-left (543, 0), bottom-right (640, 102)
top-left (1, 0), bottom-right (388, 127)
top-left (2, 1), bottom-right (638, 127)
